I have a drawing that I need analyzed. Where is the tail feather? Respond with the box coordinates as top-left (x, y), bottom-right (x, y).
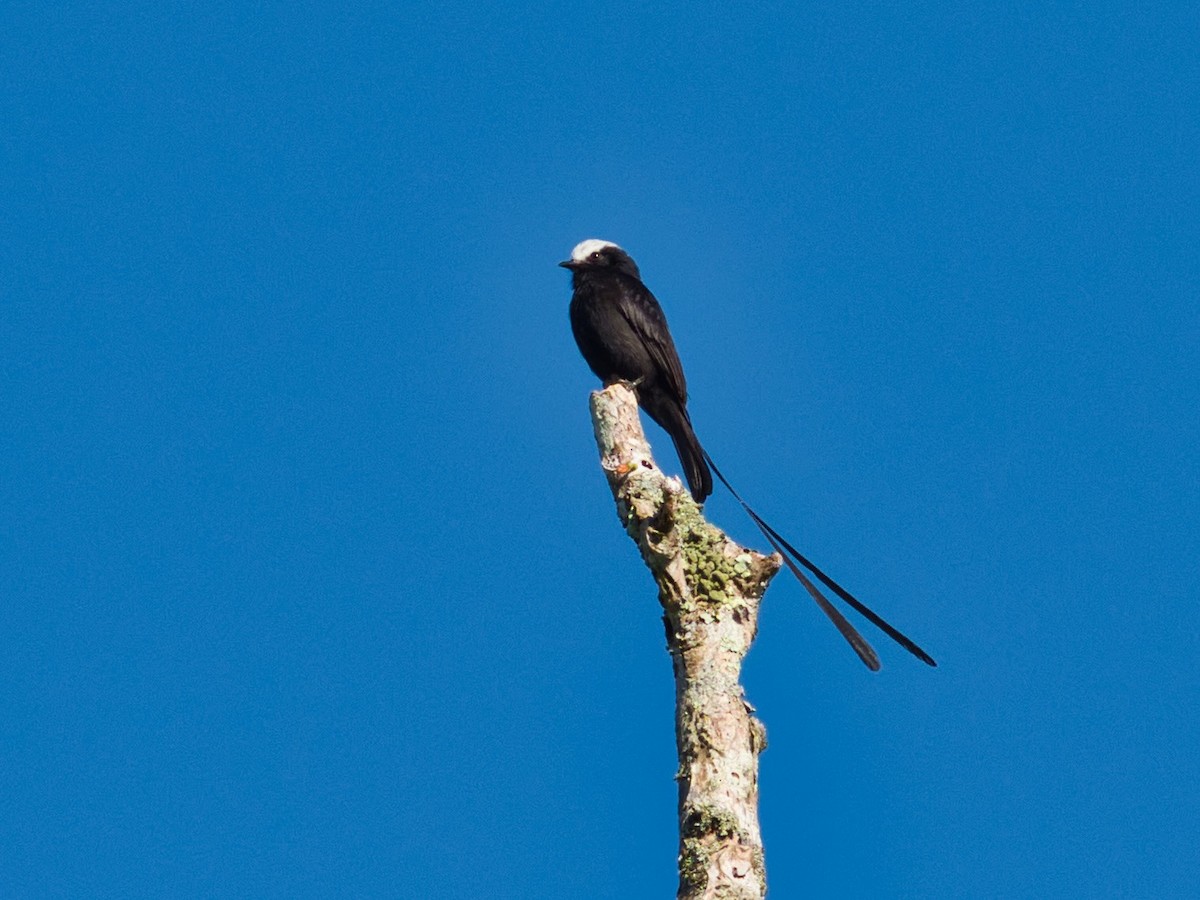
top-left (671, 419), bottom-right (713, 502)
top-left (632, 388), bottom-right (935, 668)
top-left (641, 393), bottom-right (713, 502)
top-left (702, 449), bottom-right (937, 669)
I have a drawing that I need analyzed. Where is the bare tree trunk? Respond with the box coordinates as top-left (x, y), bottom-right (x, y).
top-left (588, 383), bottom-right (781, 900)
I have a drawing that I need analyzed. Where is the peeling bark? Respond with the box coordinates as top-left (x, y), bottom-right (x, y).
top-left (589, 383), bottom-right (781, 900)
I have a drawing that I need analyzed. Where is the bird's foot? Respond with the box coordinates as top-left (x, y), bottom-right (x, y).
top-left (606, 376), bottom-right (644, 390)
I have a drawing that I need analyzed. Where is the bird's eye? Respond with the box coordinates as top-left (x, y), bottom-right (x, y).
top-left (591, 252), bottom-right (603, 261)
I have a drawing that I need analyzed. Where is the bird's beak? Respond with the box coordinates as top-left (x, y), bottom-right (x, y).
top-left (559, 259), bottom-right (578, 269)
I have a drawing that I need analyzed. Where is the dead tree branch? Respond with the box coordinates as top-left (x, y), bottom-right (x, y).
top-left (588, 383), bottom-right (782, 900)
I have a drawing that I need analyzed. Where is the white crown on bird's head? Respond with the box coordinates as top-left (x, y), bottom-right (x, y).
top-left (569, 239), bottom-right (623, 262)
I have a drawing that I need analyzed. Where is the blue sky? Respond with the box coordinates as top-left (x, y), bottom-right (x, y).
top-left (3, 3), bottom-right (1198, 897)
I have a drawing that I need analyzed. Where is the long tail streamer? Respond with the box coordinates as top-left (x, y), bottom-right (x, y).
top-left (701, 450), bottom-right (937, 670)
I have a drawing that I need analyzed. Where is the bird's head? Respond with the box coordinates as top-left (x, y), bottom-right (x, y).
top-left (559, 239), bottom-right (641, 280)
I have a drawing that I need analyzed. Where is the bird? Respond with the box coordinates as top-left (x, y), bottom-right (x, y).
top-left (561, 238), bottom-right (936, 670)
top-left (562, 238), bottom-right (712, 503)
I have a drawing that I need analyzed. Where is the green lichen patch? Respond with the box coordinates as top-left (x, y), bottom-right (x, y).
top-left (678, 805), bottom-right (762, 897)
top-left (679, 526), bottom-right (757, 606)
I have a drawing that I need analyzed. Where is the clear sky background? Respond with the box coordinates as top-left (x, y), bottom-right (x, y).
top-left (3, 3), bottom-right (1197, 898)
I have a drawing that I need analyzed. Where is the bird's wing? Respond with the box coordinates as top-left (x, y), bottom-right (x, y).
top-left (614, 277), bottom-right (689, 403)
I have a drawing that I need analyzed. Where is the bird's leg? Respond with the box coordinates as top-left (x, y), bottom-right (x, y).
top-left (605, 376), bottom-right (644, 390)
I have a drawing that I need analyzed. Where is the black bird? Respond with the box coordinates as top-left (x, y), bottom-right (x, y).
top-left (561, 238), bottom-right (936, 670)
top-left (563, 239), bottom-right (712, 503)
